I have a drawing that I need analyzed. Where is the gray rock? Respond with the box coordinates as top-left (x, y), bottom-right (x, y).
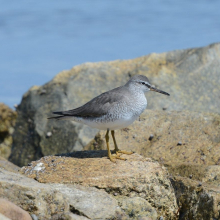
top-left (9, 43), bottom-right (220, 166)
top-left (0, 168), bottom-right (123, 220)
top-left (118, 197), bottom-right (158, 219)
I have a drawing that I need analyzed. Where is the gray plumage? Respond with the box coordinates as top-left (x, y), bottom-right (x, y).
top-left (48, 75), bottom-right (169, 130)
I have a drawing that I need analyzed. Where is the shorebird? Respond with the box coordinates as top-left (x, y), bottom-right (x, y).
top-left (48, 75), bottom-right (170, 162)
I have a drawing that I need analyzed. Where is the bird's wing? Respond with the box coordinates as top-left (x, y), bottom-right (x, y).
top-left (53, 86), bottom-right (127, 118)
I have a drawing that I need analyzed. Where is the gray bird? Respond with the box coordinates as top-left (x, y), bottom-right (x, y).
top-left (48, 75), bottom-right (170, 162)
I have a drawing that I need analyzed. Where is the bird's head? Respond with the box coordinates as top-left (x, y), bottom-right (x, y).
top-left (127, 75), bottom-right (170, 96)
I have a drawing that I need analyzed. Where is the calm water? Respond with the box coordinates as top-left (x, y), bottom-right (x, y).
top-left (1, 0), bottom-right (220, 108)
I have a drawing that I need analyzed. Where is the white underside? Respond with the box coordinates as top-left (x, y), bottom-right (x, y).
top-left (82, 115), bottom-right (139, 130)
top-left (64, 114), bottom-right (139, 130)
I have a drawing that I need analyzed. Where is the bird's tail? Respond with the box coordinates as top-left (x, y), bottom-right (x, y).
top-left (47, 111), bottom-right (68, 120)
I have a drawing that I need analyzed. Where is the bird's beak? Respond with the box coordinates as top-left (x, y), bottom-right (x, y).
top-left (150, 87), bottom-right (170, 96)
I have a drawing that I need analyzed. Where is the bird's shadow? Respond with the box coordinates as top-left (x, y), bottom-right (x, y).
top-left (56, 150), bottom-right (108, 159)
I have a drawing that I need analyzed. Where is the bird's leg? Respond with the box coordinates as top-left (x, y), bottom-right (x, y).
top-left (105, 130), bottom-right (126, 162)
top-left (111, 130), bottom-right (133, 155)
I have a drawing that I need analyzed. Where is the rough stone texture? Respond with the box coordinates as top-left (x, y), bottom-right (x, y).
top-left (0, 156), bottom-right (20, 173)
top-left (0, 168), bottom-right (123, 220)
top-left (164, 162), bottom-right (220, 219)
top-left (171, 176), bottom-right (220, 220)
top-left (117, 197), bottom-right (158, 219)
top-left (0, 198), bottom-right (32, 220)
top-left (9, 43), bottom-right (220, 166)
top-left (21, 153), bottom-right (178, 219)
top-left (86, 110), bottom-right (220, 165)
top-left (0, 103), bottom-right (17, 159)
top-left (166, 162), bottom-right (220, 186)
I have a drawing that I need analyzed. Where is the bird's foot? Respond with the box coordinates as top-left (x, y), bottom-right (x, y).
top-left (112, 149), bottom-right (134, 155)
top-left (109, 154), bottom-right (126, 163)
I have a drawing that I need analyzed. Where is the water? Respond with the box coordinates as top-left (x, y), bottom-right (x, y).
top-left (1, 0), bottom-right (220, 108)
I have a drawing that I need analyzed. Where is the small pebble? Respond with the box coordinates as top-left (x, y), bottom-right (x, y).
top-left (149, 134), bottom-right (154, 141)
top-left (46, 131), bottom-right (52, 137)
top-left (159, 216), bottom-right (164, 220)
top-left (189, 174), bottom-right (193, 179)
top-left (177, 141), bottom-right (182, 146)
top-left (162, 107), bottom-right (167, 110)
top-left (198, 182), bottom-right (202, 187)
top-left (51, 159), bottom-right (55, 163)
top-left (113, 192), bottom-right (118, 196)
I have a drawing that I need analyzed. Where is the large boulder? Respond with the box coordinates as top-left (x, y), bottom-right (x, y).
top-left (10, 43), bottom-right (220, 166)
top-left (86, 110), bottom-right (220, 165)
top-left (0, 103), bottom-right (17, 159)
top-left (1, 153), bottom-right (178, 219)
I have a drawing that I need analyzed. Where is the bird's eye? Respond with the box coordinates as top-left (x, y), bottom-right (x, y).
top-left (141, 82), bottom-right (145, 85)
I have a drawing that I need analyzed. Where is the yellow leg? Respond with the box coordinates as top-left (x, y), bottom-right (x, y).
top-left (111, 130), bottom-right (133, 155)
top-left (105, 130), bottom-right (126, 162)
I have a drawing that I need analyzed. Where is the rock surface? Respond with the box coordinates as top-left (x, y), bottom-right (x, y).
top-left (20, 153), bottom-right (178, 219)
top-left (9, 43), bottom-right (220, 166)
top-left (166, 162), bottom-right (220, 185)
top-left (171, 176), bottom-right (220, 220)
top-left (0, 198), bottom-right (32, 220)
top-left (86, 110), bottom-right (220, 165)
top-left (0, 103), bottom-right (17, 159)
top-left (0, 167), bottom-right (119, 220)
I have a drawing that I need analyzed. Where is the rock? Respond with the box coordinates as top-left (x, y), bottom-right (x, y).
top-left (0, 167), bottom-right (122, 220)
top-left (118, 197), bottom-right (158, 219)
top-left (165, 162), bottom-right (220, 219)
top-left (86, 110), bottom-right (220, 165)
top-left (20, 153), bottom-right (178, 219)
top-left (0, 198), bottom-right (32, 220)
top-left (171, 176), bottom-right (220, 220)
top-left (0, 103), bottom-right (17, 159)
top-left (9, 43), bottom-right (220, 166)
top-left (0, 156), bottom-right (20, 173)
top-left (165, 162), bottom-right (220, 185)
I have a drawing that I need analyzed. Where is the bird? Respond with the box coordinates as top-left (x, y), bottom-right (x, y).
top-left (48, 75), bottom-right (170, 162)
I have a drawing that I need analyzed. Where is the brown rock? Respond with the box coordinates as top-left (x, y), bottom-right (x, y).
top-left (0, 103), bottom-right (17, 159)
top-left (21, 153), bottom-right (178, 219)
top-left (86, 110), bottom-right (220, 165)
top-left (0, 198), bottom-right (32, 220)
